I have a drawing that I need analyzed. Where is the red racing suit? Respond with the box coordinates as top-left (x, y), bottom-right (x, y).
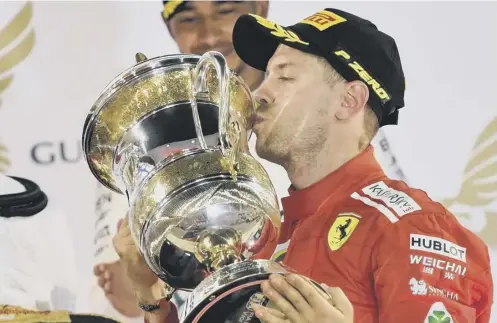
top-left (276, 145), bottom-right (493, 323)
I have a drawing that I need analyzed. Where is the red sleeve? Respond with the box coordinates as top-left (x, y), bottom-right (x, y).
top-left (143, 300), bottom-right (179, 323)
top-left (371, 212), bottom-right (493, 323)
top-left (165, 302), bottom-right (179, 323)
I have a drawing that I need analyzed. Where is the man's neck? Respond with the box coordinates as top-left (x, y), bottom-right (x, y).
top-left (286, 139), bottom-right (362, 190)
top-left (0, 175), bottom-right (26, 195)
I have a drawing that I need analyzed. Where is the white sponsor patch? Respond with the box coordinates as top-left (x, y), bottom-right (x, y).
top-left (350, 192), bottom-right (399, 223)
top-left (424, 301), bottom-right (453, 323)
top-left (410, 234), bottom-right (467, 263)
top-left (410, 254), bottom-right (467, 276)
top-left (409, 278), bottom-right (459, 301)
top-left (362, 181), bottom-right (421, 216)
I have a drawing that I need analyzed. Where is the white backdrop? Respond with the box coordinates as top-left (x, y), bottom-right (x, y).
top-left (1, 1), bottom-right (496, 321)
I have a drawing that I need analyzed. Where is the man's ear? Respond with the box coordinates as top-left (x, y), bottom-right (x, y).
top-left (335, 81), bottom-right (369, 121)
top-left (255, 0), bottom-right (269, 18)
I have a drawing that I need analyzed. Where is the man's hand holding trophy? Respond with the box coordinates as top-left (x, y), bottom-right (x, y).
top-left (82, 51), bottom-right (350, 323)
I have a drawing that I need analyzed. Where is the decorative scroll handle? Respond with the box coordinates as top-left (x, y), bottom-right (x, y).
top-left (191, 51), bottom-right (231, 155)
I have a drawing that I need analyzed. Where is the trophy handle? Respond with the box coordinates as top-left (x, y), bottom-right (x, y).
top-left (192, 51), bottom-right (231, 155)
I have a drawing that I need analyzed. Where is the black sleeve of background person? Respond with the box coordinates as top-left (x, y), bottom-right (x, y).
top-left (0, 176), bottom-right (48, 218)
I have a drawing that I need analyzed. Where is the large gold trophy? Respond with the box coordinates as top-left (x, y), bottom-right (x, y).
top-left (82, 52), bottom-right (290, 322)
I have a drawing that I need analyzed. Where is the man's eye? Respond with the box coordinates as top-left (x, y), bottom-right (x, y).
top-left (217, 4), bottom-right (237, 15)
top-left (179, 17), bottom-right (197, 24)
top-left (219, 8), bottom-right (235, 14)
top-left (278, 77), bottom-right (294, 82)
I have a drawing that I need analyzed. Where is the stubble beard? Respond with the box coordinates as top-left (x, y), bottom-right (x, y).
top-left (255, 132), bottom-right (289, 167)
top-left (256, 123), bottom-right (329, 171)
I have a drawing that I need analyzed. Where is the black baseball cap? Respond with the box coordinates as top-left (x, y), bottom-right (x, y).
top-left (232, 9), bottom-right (406, 127)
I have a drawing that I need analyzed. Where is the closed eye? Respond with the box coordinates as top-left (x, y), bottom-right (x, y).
top-left (178, 16), bottom-right (197, 24)
top-left (217, 3), bottom-right (238, 15)
top-left (218, 8), bottom-right (235, 14)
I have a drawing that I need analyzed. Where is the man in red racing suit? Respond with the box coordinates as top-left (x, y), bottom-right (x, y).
top-left (111, 6), bottom-right (494, 323)
top-left (229, 7), bottom-right (493, 322)
top-left (276, 145), bottom-right (493, 322)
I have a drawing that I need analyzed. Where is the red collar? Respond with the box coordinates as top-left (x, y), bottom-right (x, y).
top-left (280, 146), bottom-right (384, 237)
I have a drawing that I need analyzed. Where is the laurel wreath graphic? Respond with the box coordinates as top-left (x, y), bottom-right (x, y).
top-left (250, 14), bottom-right (309, 46)
top-left (442, 117), bottom-right (497, 247)
top-left (0, 2), bottom-right (35, 173)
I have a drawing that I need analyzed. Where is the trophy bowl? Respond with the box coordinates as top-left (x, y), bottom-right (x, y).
top-left (82, 52), bottom-right (287, 322)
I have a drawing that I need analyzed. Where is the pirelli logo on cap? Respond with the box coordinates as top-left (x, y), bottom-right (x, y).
top-left (333, 48), bottom-right (391, 103)
top-left (300, 10), bottom-right (347, 31)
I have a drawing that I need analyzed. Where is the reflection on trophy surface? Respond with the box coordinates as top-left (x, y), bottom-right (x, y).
top-left (82, 51), bottom-right (293, 322)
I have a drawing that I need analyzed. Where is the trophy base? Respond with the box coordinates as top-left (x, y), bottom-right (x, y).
top-left (181, 260), bottom-right (291, 323)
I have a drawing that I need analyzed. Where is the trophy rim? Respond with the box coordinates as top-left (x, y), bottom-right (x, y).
top-left (180, 259), bottom-right (290, 323)
top-left (191, 279), bottom-right (265, 323)
top-left (82, 53), bottom-right (203, 192)
top-left (180, 260), bottom-right (330, 323)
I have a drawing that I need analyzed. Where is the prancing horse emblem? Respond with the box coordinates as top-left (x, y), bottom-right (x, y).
top-left (327, 213), bottom-right (361, 251)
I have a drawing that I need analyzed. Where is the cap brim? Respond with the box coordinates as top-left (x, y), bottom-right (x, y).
top-left (233, 15), bottom-right (311, 72)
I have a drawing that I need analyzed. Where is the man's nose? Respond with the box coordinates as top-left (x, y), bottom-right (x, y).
top-left (254, 83), bottom-right (275, 110)
top-left (197, 19), bottom-right (221, 48)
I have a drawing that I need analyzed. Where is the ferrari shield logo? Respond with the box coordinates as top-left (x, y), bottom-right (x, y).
top-left (327, 213), bottom-right (360, 251)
